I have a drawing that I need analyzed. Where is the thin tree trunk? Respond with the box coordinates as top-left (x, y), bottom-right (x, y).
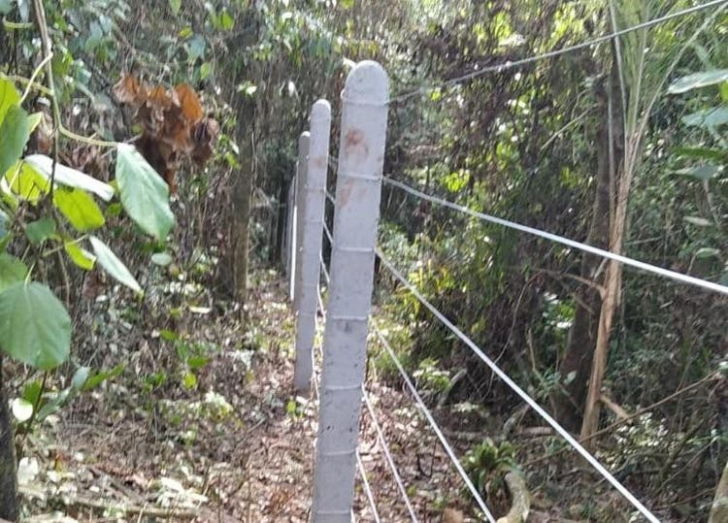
top-left (581, 74), bottom-right (632, 445)
top-left (232, 127), bottom-right (254, 304)
top-left (227, 11), bottom-right (259, 305)
top-left (0, 355), bottom-right (19, 521)
top-left (554, 69), bottom-right (620, 431)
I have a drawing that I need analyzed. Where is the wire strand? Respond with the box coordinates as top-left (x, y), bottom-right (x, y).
top-left (371, 323), bottom-right (498, 523)
top-left (390, 0), bottom-right (728, 104)
top-left (376, 251), bottom-right (660, 523)
top-left (320, 252), bottom-right (331, 285)
top-left (357, 450), bottom-right (383, 523)
top-left (361, 387), bottom-right (420, 522)
top-left (323, 220), bottom-right (334, 247)
top-left (383, 177), bottom-right (728, 296)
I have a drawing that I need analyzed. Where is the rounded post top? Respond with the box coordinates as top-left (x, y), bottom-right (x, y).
top-left (298, 131), bottom-right (310, 148)
top-left (343, 60), bottom-right (389, 105)
top-left (312, 99), bottom-right (332, 116)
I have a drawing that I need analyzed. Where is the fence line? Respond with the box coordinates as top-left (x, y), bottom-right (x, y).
top-left (389, 0), bottom-right (728, 104)
top-left (375, 250), bottom-right (661, 523)
top-left (361, 389), bottom-right (420, 522)
top-left (356, 451), bottom-right (382, 523)
top-left (383, 176), bottom-right (728, 296)
top-left (370, 323), bottom-right (497, 522)
top-left (283, 48), bottom-right (709, 519)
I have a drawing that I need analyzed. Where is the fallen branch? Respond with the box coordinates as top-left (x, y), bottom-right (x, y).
top-left (42, 493), bottom-right (198, 519)
top-left (496, 470), bottom-right (530, 523)
top-left (600, 393), bottom-right (629, 420)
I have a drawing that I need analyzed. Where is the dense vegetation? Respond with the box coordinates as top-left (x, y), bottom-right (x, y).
top-left (0, 0), bottom-right (726, 521)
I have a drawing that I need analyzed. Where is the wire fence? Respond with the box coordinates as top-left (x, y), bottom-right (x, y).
top-left (292, 3), bottom-right (728, 520)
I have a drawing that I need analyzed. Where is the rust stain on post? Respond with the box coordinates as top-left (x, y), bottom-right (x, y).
top-left (344, 128), bottom-right (369, 163)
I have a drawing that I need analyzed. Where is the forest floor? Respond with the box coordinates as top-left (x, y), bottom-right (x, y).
top-left (15, 271), bottom-right (634, 522)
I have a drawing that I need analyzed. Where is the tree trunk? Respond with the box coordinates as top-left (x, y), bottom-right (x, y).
top-left (226, 11), bottom-right (259, 305)
top-left (0, 356), bottom-right (19, 521)
top-left (554, 68), bottom-right (621, 431)
top-left (581, 72), bottom-right (632, 445)
top-left (232, 126), bottom-right (254, 304)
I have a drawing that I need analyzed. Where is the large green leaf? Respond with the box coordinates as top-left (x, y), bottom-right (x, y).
top-left (0, 282), bottom-right (71, 370)
top-left (115, 144), bottom-right (174, 240)
top-left (0, 253), bottom-right (27, 292)
top-left (169, 0), bottom-right (181, 15)
top-left (53, 187), bottom-right (105, 231)
top-left (0, 104), bottom-right (31, 177)
top-left (89, 235), bottom-right (142, 294)
top-left (668, 69), bottom-right (728, 94)
top-left (25, 155), bottom-right (114, 201)
top-left (0, 78), bottom-right (20, 124)
top-left (673, 165), bottom-right (723, 181)
top-left (682, 106), bottom-right (728, 128)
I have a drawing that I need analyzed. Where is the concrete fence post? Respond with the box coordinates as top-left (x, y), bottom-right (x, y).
top-left (294, 101), bottom-right (331, 392)
top-left (285, 173), bottom-right (296, 284)
top-left (292, 132), bottom-right (310, 306)
top-left (311, 61), bottom-right (389, 522)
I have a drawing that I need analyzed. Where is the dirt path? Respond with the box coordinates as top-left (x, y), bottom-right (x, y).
top-left (17, 274), bottom-right (488, 522)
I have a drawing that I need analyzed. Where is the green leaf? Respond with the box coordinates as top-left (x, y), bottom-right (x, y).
top-left (25, 155), bottom-right (114, 201)
top-left (159, 329), bottom-right (177, 341)
top-left (668, 69), bottom-right (728, 94)
top-left (682, 106), bottom-right (728, 128)
top-left (89, 236), bottom-right (141, 293)
top-left (673, 165), bottom-right (723, 181)
top-left (7, 161), bottom-right (50, 202)
top-left (0, 104), bottom-right (31, 177)
top-left (71, 367), bottom-right (90, 390)
top-left (36, 389), bottom-right (70, 421)
top-left (0, 253), bottom-right (27, 292)
top-left (151, 252), bottom-right (173, 266)
top-left (0, 282), bottom-right (71, 370)
top-left (218, 10), bottom-right (234, 30)
top-left (188, 356), bottom-right (209, 370)
top-left (695, 247), bottom-right (720, 259)
top-left (53, 187), bottom-right (105, 231)
top-left (0, 78), bottom-right (20, 124)
top-left (182, 371), bottom-right (197, 389)
top-left (22, 380), bottom-right (42, 407)
top-left (25, 217), bottom-right (56, 244)
top-left (83, 363), bottom-right (125, 391)
top-left (0, 0), bottom-right (13, 15)
top-left (199, 62), bottom-right (212, 81)
top-left (64, 240), bottom-right (95, 270)
top-left (721, 82), bottom-right (728, 102)
top-left (115, 144), bottom-right (174, 240)
top-left (106, 202), bottom-right (122, 217)
top-left (169, 0), bottom-right (181, 14)
top-left (674, 147), bottom-right (725, 161)
top-left (27, 112), bottom-right (42, 133)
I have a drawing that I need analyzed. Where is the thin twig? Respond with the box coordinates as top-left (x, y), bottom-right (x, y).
top-left (31, 0), bottom-right (61, 201)
top-left (19, 52), bottom-right (53, 103)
